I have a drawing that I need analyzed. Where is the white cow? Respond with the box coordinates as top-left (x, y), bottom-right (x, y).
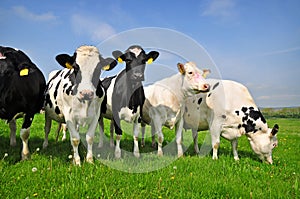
top-left (183, 79), bottom-right (279, 164)
top-left (142, 62), bottom-right (210, 157)
top-left (43, 45), bottom-right (116, 165)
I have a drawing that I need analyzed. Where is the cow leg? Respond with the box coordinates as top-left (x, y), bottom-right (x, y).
top-left (192, 129), bottom-right (200, 154)
top-left (231, 138), bottom-right (239, 161)
top-left (98, 116), bottom-right (104, 148)
top-left (210, 127), bottom-right (220, 160)
top-left (55, 123), bottom-right (62, 142)
top-left (61, 123), bottom-right (67, 141)
top-left (43, 114), bottom-right (52, 149)
top-left (86, 117), bottom-right (99, 164)
top-left (9, 119), bottom-right (17, 147)
top-left (114, 118), bottom-right (122, 159)
top-left (110, 120), bottom-right (115, 148)
top-left (141, 122), bottom-right (146, 148)
top-left (20, 114), bottom-right (34, 160)
top-left (67, 121), bottom-right (81, 166)
top-left (151, 123), bottom-right (156, 148)
top-left (133, 121), bottom-right (140, 158)
top-left (175, 119), bottom-right (184, 158)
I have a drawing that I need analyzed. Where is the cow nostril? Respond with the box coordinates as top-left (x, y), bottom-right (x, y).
top-left (204, 84), bottom-right (210, 91)
top-left (79, 90), bottom-right (94, 100)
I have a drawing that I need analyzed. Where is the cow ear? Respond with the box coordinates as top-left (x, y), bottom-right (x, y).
top-left (177, 63), bottom-right (185, 74)
top-left (101, 57), bottom-right (117, 71)
top-left (271, 124), bottom-right (279, 136)
top-left (112, 50), bottom-right (124, 63)
top-left (56, 54), bottom-right (74, 69)
top-left (202, 69), bottom-right (211, 78)
top-left (146, 51), bottom-right (159, 64)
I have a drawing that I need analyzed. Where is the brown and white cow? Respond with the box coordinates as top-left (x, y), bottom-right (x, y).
top-left (43, 45), bottom-right (116, 165)
top-left (183, 79), bottom-right (279, 164)
top-left (142, 62), bottom-right (210, 157)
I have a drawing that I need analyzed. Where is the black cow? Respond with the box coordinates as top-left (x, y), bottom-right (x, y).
top-left (0, 46), bottom-right (46, 160)
top-left (99, 45), bottom-right (159, 158)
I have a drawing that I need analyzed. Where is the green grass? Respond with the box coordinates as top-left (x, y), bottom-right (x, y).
top-left (0, 115), bottom-right (299, 198)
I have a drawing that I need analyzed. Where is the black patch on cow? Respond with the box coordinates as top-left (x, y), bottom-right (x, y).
top-left (212, 82), bottom-right (220, 90)
top-left (192, 99), bottom-right (195, 103)
top-left (64, 70), bottom-right (71, 79)
top-left (185, 106), bottom-right (188, 112)
top-left (53, 79), bottom-right (61, 100)
top-left (238, 124), bottom-right (242, 129)
top-left (249, 106), bottom-right (254, 110)
top-left (221, 115), bottom-right (226, 119)
top-left (188, 114), bottom-right (190, 117)
top-left (55, 106), bottom-right (60, 114)
top-left (241, 107), bottom-right (248, 113)
top-left (45, 93), bottom-right (52, 108)
top-left (249, 109), bottom-right (266, 123)
top-left (242, 120), bottom-right (256, 133)
top-left (197, 98), bottom-right (202, 105)
top-left (197, 107), bottom-right (200, 110)
top-left (208, 93), bottom-right (211, 97)
top-left (235, 110), bottom-right (239, 116)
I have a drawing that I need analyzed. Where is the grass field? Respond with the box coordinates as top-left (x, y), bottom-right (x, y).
top-left (0, 114), bottom-right (299, 198)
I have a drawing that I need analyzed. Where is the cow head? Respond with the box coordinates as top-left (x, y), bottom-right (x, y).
top-left (177, 62), bottom-right (210, 96)
top-left (112, 45), bottom-right (159, 83)
top-left (0, 46), bottom-right (38, 77)
top-left (56, 45), bottom-right (117, 101)
top-left (247, 124), bottom-right (279, 164)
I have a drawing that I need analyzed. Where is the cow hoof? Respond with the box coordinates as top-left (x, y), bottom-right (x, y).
top-left (152, 143), bottom-right (157, 149)
top-left (97, 142), bottom-right (103, 148)
top-left (134, 151), bottom-right (140, 158)
top-left (10, 141), bottom-right (17, 147)
top-left (234, 157), bottom-right (240, 161)
top-left (177, 153), bottom-right (184, 158)
top-left (21, 152), bottom-right (30, 160)
top-left (73, 157), bottom-right (81, 166)
top-left (212, 156), bottom-right (218, 160)
top-left (157, 151), bottom-right (163, 157)
top-left (86, 157), bottom-right (94, 164)
top-left (115, 149), bottom-right (121, 159)
top-left (42, 141), bottom-right (48, 149)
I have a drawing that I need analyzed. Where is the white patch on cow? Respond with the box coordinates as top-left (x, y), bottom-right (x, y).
top-left (118, 106), bottom-right (140, 123)
top-left (0, 52), bottom-right (6, 59)
top-left (128, 47), bottom-right (142, 58)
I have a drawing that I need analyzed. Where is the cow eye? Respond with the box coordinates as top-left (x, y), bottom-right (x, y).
top-left (188, 71), bottom-right (193, 75)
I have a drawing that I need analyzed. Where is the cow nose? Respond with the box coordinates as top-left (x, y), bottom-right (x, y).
top-left (79, 90), bottom-right (94, 101)
top-left (133, 72), bottom-right (144, 80)
top-left (202, 83), bottom-right (210, 92)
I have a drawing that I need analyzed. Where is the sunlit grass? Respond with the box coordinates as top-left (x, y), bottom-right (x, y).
top-left (0, 115), bottom-right (299, 198)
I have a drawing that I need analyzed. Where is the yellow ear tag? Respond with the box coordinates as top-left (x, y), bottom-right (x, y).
top-left (203, 73), bottom-right (208, 78)
top-left (65, 62), bottom-right (73, 69)
top-left (102, 65), bottom-right (110, 71)
top-left (147, 58), bottom-right (153, 64)
top-left (117, 57), bottom-right (123, 63)
top-left (20, 68), bottom-right (29, 76)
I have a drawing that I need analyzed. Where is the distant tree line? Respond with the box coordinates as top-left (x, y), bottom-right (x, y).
top-left (261, 107), bottom-right (300, 118)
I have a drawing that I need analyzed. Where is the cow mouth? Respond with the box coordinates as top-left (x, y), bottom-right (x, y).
top-left (194, 84), bottom-right (210, 94)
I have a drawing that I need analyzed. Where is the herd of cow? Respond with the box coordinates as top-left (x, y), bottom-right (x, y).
top-left (0, 45), bottom-right (279, 166)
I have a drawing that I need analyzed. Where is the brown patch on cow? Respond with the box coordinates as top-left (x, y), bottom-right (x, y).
top-left (213, 142), bottom-right (220, 149)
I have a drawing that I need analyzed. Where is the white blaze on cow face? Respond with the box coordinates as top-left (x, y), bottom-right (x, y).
top-left (178, 62), bottom-right (210, 96)
top-left (247, 124), bottom-right (278, 164)
top-left (75, 46), bottom-right (101, 101)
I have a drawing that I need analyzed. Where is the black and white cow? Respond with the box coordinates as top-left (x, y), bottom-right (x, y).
top-left (183, 79), bottom-right (279, 164)
top-left (100, 45), bottom-right (159, 158)
top-left (0, 46), bottom-right (46, 160)
top-left (43, 45), bottom-right (117, 165)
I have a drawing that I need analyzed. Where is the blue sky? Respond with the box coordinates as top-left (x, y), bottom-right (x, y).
top-left (1, 0), bottom-right (299, 107)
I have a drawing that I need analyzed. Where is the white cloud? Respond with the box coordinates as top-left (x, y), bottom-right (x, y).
top-left (202, 0), bottom-right (236, 18)
top-left (260, 46), bottom-right (300, 57)
top-left (12, 6), bottom-right (57, 22)
top-left (71, 14), bottom-right (116, 42)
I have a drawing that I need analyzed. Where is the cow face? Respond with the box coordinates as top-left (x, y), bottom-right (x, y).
top-left (56, 46), bottom-right (117, 101)
top-left (247, 124), bottom-right (279, 164)
top-left (112, 45), bottom-right (159, 82)
top-left (177, 62), bottom-right (210, 96)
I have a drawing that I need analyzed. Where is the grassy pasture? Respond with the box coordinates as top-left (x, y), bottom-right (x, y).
top-left (0, 114), bottom-right (299, 198)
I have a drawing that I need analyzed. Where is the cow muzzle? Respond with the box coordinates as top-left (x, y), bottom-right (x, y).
top-left (194, 83), bottom-right (210, 93)
top-left (79, 90), bottom-right (94, 101)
